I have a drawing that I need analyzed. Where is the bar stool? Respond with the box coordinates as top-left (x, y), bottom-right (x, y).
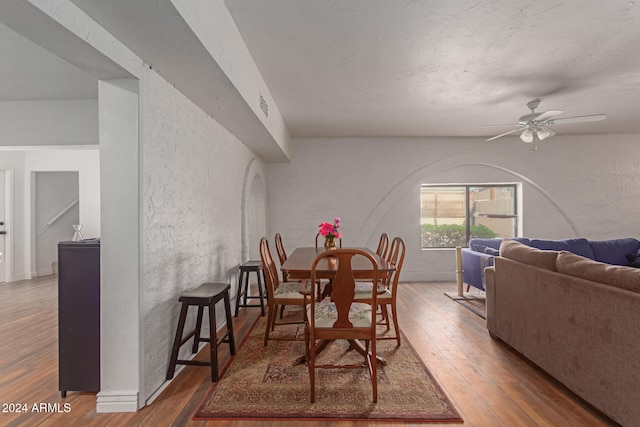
top-left (234, 260), bottom-right (267, 317)
top-left (166, 282), bottom-right (236, 382)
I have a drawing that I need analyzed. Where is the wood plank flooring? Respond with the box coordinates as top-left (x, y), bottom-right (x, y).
top-left (0, 277), bottom-right (617, 426)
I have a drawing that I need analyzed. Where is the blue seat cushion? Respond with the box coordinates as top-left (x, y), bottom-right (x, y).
top-left (527, 238), bottom-right (595, 260)
top-left (589, 238), bottom-right (640, 266)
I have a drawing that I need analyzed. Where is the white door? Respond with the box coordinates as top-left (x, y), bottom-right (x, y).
top-left (0, 171), bottom-right (5, 282)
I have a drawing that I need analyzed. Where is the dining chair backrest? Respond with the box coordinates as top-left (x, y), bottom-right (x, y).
top-left (274, 233), bottom-right (287, 265)
top-left (375, 233), bottom-right (389, 259)
top-left (385, 237), bottom-right (406, 290)
top-left (315, 233), bottom-right (342, 249)
top-left (274, 233), bottom-right (289, 282)
top-left (309, 248), bottom-right (379, 330)
top-left (259, 237), bottom-right (280, 301)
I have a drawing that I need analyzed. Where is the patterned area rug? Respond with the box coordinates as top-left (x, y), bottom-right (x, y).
top-left (194, 312), bottom-right (462, 422)
top-left (444, 291), bottom-right (486, 319)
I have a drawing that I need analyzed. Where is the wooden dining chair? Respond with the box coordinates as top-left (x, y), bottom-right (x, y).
top-left (376, 237), bottom-right (406, 346)
top-left (375, 232), bottom-right (389, 259)
top-left (315, 233), bottom-right (342, 249)
top-left (259, 237), bottom-right (307, 346)
top-left (354, 236), bottom-right (406, 346)
top-left (304, 248), bottom-right (379, 403)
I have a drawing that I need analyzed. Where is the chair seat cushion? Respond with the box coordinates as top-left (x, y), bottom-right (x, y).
top-left (274, 281), bottom-right (306, 299)
top-left (354, 281), bottom-right (374, 294)
top-left (308, 301), bottom-right (372, 328)
top-left (354, 282), bottom-right (391, 301)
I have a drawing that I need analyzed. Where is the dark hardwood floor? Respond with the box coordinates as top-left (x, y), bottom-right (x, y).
top-left (0, 277), bottom-right (617, 426)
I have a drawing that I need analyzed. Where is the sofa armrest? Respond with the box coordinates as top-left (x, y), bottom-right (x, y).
top-left (461, 248), bottom-right (495, 291)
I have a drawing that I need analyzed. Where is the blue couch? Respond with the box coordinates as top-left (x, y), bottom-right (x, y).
top-left (461, 237), bottom-right (640, 291)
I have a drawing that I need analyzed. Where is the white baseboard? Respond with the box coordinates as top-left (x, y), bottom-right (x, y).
top-left (13, 273), bottom-right (27, 281)
top-left (35, 267), bottom-right (54, 278)
top-left (96, 390), bottom-right (140, 413)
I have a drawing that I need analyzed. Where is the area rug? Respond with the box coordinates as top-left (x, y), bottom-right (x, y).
top-left (194, 312), bottom-right (463, 423)
top-left (444, 291), bottom-right (486, 319)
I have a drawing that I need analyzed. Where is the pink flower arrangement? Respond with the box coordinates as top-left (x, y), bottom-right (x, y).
top-left (318, 217), bottom-right (342, 241)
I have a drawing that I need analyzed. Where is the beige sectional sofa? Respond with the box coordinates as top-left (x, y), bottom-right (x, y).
top-left (485, 239), bottom-right (640, 427)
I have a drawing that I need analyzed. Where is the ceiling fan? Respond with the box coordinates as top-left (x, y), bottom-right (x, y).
top-left (484, 100), bottom-right (606, 151)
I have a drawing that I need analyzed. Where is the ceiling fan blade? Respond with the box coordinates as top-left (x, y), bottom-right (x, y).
top-left (481, 124), bottom-right (522, 128)
top-left (547, 114), bottom-right (606, 125)
top-left (485, 127), bottom-right (524, 141)
top-left (535, 109), bottom-right (563, 121)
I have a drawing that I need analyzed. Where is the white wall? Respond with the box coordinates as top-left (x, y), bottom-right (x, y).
top-left (0, 151), bottom-right (25, 282)
top-left (0, 100), bottom-right (98, 146)
top-left (0, 149), bottom-right (99, 281)
top-left (35, 171), bottom-right (79, 276)
top-left (266, 134), bottom-right (640, 281)
top-left (25, 149), bottom-right (100, 237)
top-left (140, 67), bottom-right (267, 403)
top-left (97, 78), bottom-right (141, 412)
top-left (25, 149), bottom-right (100, 279)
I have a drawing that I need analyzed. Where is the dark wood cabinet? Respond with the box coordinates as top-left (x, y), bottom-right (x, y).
top-left (57, 239), bottom-right (100, 397)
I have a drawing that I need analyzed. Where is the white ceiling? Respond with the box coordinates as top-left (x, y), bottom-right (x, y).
top-left (223, 0), bottom-right (640, 138)
top-left (3, 0), bottom-right (640, 140)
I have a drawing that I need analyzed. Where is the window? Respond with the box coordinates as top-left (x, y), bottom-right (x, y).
top-left (420, 184), bottom-right (518, 248)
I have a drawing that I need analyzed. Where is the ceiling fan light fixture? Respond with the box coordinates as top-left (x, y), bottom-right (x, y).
top-left (536, 127), bottom-right (555, 140)
top-left (484, 100), bottom-right (606, 151)
top-left (520, 128), bottom-right (533, 143)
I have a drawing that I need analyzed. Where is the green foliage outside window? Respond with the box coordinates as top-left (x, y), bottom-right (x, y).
top-left (421, 223), bottom-right (497, 248)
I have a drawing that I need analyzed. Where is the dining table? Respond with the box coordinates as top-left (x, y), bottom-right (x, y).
top-left (280, 246), bottom-right (394, 365)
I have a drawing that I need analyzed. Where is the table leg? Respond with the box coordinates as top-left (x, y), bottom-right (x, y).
top-left (294, 339), bottom-right (331, 365)
top-left (348, 339), bottom-right (387, 366)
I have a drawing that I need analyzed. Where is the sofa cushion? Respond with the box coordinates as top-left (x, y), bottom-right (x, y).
top-left (483, 246), bottom-right (500, 256)
top-left (470, 237), bottom-right (530, 252)
top-left (556, 251), bottom-right (640, 293)
top-left (589, 238), bottom-right (640, 266)
top-left (470, 244), bottom-right (500, 255)
top-left (469, 238), bottom-right (502, 251)
top-left (527, 238), bottom-right (595, 260)
top-left (499, 239), bottom-right (558, 271)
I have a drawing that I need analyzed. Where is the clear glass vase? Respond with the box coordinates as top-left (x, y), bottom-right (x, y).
top-left (72, 224), bottom-right (84, 242)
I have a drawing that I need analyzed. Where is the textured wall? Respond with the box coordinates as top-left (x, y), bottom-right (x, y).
top-left (267, 134), bottom-right (640, 280)
top-left (141, 67), bottom-right (266, 402)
